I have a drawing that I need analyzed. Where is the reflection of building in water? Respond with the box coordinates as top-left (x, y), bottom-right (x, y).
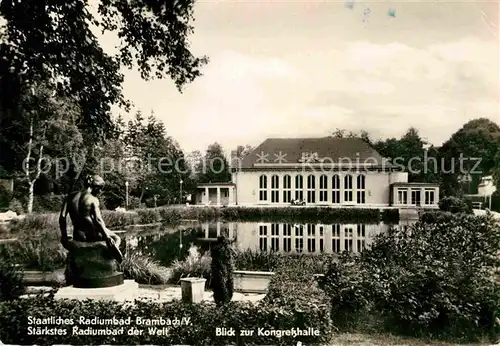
top-left (199, 221), bottom-right (416, 254)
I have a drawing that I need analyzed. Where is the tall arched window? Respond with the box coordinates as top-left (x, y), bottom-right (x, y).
top-left (294, 175), bottom-right (304, 201)
top-left (307, 175), bottom-right (316, 203)
top-left (344, 175), bottom-right (353, 202)
top-left (356, 175), bottom-right (366, 204)
top-left (307, 224), bottom-right (316, 252)
top-left (332, 175), bottom-right (340, 203)
top-left (271, 175), bottom-right (279, 203)
top-left (319, 175), bottom-right (328, 202)
top-left (283, 175), bottom-right (292, 203)
top-left (259, 175), bottom-right (267, 201)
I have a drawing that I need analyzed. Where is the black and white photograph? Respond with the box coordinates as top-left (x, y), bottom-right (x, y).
top-left (0, 0), bottom-right (499, 345)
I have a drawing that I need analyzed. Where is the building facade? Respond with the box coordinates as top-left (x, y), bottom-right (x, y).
top-left (196, 137), bottom-right (439, 208)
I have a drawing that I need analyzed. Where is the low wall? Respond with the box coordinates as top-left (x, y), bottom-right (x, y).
top-left (18, 269), bottom-right (65, 286)
top-left (233, 270), bottom-right (274, 294)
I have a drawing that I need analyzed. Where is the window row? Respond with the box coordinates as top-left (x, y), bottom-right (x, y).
top-left (259, 174), bottom-right (366, 203)
top-left (396, 188), bottom-right (436, 205)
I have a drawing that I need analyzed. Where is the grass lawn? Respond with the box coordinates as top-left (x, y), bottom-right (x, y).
top-left (326, 333), bottom-right (492, 345)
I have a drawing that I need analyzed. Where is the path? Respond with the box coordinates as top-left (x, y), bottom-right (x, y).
top-left (21, 284), bottom-right (266, 304)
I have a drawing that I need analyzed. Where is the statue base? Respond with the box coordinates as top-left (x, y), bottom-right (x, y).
top-left (54, 280), bottom-right (139, 302)
top-left (65, 239), bottom-right (124, 289)
top-left (72, 272), bottom-right (124, 288)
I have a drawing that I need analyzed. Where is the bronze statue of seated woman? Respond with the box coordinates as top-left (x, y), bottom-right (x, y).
top-left (59, 175), bottom-right (124, 288)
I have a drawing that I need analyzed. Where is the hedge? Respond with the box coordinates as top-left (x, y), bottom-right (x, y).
top-left (321, 212), bottom-right (500, 342)
top-left (0, 283), bottom-right (333, 345)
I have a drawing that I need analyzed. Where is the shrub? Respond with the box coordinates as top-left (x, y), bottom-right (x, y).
top-left (265, 264), bottom-right (335, 339)
top-left (1, 239), bottom-right (67, 271)
top-left (32, 194), bottom-right (64, 213)
top-left (210, 236), bottom-right (234, 306)
top-left (381, 208), bottom-right (399, 223)
top-left (8, 198), bottom-right (24, 215)
top-left (120, 250), bottom-right (170, 285)
top-left (321, 253), bottom-right (377, 331)
top-left (438, 196), bottom-right (469, 213)
top-left (491, 190), bottom-right (500, 212)
top-left (169, 245), bottom-right (211, 285)
top-left (233, 249), bottom-right (287, 271)
top-left (323, 212), bottom-right (500, 342)
top-left (136, 208), bottom-right (162, 224)
top-left (127, 196), bottom-right (141, 210)
top-left (7, 213), bottom-right (59, 239)
top-left (0, 260), bottom-right (24, 301)
top-left (0, 184), bottom-right (12, 212)
top-left (0, 290), bottom-right (332, 346)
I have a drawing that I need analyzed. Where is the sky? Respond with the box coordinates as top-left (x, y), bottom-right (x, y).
top-left (97, 0), bottom-right (499, 155)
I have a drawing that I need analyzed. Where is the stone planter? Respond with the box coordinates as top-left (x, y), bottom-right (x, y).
top-left (233, 270), bottom-right (275, 294)
top-left (180, 278), bottom-right (206, 303)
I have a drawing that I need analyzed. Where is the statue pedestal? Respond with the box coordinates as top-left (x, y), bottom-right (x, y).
top-left (54, 280), bottom-right (139, 302)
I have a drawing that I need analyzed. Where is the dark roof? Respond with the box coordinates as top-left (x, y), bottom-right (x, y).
top-left (239, 137), bottom-right (392, 169)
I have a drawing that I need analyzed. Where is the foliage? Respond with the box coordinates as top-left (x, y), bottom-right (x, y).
top-left (169, 245), bottom-right (211, 286)
top-left (198, 142), bottom-right (231, 184)
top-left (0, 238), bottom-right (67, 272)
top-left (491, 190), bottom-right (500, 212)
top-left (118, 111), bottom-right (192, 204)
top-left (32, 194), bottom-right (64, 213)
top-left (439, 118), bottom-right (500, 196)
top-left (0, 0), bottom-right (207, 147)
top-left (0, 260), bottom-right (24, 301)
top-left (264, 263), bottom-right (335, 339)
top-left (381, 208), bottom-right (399, 223)
top-left (7, 198), bottom-right (24, 215)
top-left (322, 212), bottom-right (500, 342)
top-left (210, 237), bottom-right (234, 306)
top-left (0, 284), bottom-right (331, 346)
top-left (372, 127), bottom-right (438, 183)
top-left (0, 184), bottom-right (13, 212)
top-left (120, 250), bottom-right (170, 285)
top-left (6, 83), bottom-right (85, 213)
top-left (233, 250), bottom-right (333, 273)
top-left (438, 196), bottom-right (469, 213)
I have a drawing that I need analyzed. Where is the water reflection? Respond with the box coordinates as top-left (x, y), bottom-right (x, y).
top-left (197, 222), bottom-right (416, 254)
top-left (125, 220), bottom-right (417, 261)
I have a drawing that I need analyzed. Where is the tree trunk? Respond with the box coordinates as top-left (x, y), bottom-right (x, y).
top-left (25, 118), bottom-right (44, 214)
top-left (27, 181), bottom-right (35, 214)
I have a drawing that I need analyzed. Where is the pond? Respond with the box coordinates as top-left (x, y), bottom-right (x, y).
top-left (123, 220), bottom-right (417, 267)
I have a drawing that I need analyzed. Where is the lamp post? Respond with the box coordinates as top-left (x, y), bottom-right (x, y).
top-left (125, 181), bottom-right (129, 208)
top-left (180, 179), bottom-right (183, 204)
top-left (179, 228), bottom-right (183, 259)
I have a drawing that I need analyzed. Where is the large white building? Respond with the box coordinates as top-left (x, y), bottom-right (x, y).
top-left (196, 137), bottom-right (440, 208)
